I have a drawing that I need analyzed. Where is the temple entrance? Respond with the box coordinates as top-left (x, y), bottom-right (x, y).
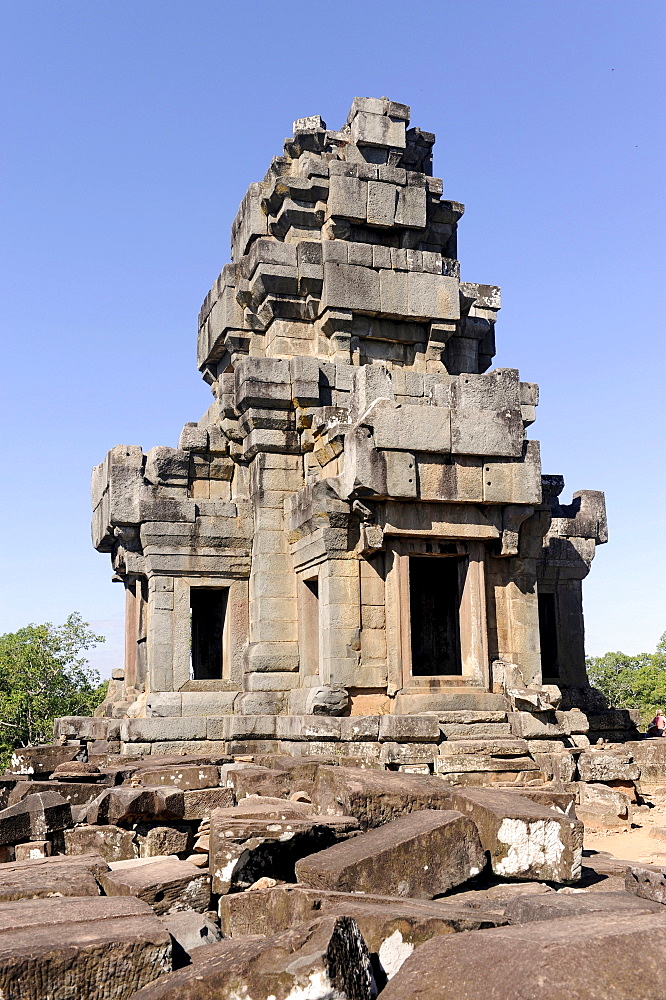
top-left (190, 587), bottom-right (228, 679)
top-left (538, 591), bottom-right (559, 679)
top-left (409, 556), bottom-right (462, 675)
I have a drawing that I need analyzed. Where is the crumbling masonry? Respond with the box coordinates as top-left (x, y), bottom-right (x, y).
top-left (88, 97), bottom-right (622, 760)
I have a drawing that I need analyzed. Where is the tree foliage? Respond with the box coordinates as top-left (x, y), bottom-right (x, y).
top-left (0, 614), bottom-right (107, 760)
top-left (586, 632), bottom-right (666, 727)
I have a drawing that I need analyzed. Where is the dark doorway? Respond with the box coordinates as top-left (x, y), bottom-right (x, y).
top-left (409, 557), bottom-right (462, 675)
top-left (190, 588), bottom-right (228, 680)
top-left (538, 592), bottom-right (559, 678)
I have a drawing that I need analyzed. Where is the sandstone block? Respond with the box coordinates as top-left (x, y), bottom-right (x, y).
top-left (0, 895), bottom-right (170, 1000)
top-left (626, 865), bottom-right (666, 904)
top-left (296, 809), bottom-right (485, 898)
top-left (135, 824), bottom-right (191, 858)
top-left (87, 787), bottom-right (184, 826)
top-left (577, 751), bottom-right (640, 782)
top-left (99, 857), bottom-right (211, 915)
top-left (128, 915), bottom-right (374, 1000)
top-left (65, 824), bottom-right (137, 862)
top-left (0, 791), bottom-right (72, 846)
top-left (134, 763), bottom-right (221, 790)
top-left (161, 910), bottom-right (222, 968)
top-left (504, 890), bottom-right (664, 923)
top-left (378, 715), bottom-right (440, 742)
top-left (0, 852), bottom-right (108, 902)
top-left (380, 912), bottom-right (666, 1000)
top-left (219, 885), bottom-right (506, 981)
top-left (182, 786), bottom-right (234, 820)
top-left (14, 841), bottom-right (50, 861)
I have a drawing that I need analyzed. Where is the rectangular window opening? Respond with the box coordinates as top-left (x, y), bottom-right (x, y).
top-left (538, 592), bottom-right (559, 679)
top-left (409, 556), bottom-right (462, 676)
top-left (190, 587), bottom-right (228, 680)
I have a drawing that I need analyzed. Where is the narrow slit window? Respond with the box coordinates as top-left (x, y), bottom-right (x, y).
top-left (190, 588), bottom-right (228, 680)
top-left (538, 592), bottom-right (559, 678)
top-left (409, 556), bottom-right (462, 676)
top-left (299, 577), bottom-right (320, 677)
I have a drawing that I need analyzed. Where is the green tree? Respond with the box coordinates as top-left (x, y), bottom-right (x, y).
top-left (586, 631), bottom-right (666, 727)
top-left (0, 614), bottom-right (107, 762)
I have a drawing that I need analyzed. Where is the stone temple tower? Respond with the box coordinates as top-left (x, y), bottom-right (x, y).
top-left (90, 97), bottom-right (611, 758)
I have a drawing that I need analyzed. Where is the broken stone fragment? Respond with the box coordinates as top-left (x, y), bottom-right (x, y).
top-left (98, 857), bottom-right (211, 916)
top-left (0, 895), bottom-right (171, 1000)
top-left (127, 915), bottom-right (374, 1000)
top-left (380, 912), bottom-right (666, 1000)
top-left (295, 809), bottom-right (485, 898)
top-left (14, 840), bottom-right (50, 861)
top-left (135, 823), bottom-right (191, 858)
top-left (504, 889), bottom-right (665, 923)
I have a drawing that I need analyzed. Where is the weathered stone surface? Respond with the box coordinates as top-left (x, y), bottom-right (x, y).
top-left (8, 778), bottom-right (109, 807)
top-left (295, 809), bottom-right (485, 897)
top-left (88, 786), bottom-right (184, 825)
top-left (65, 824), bottom-right (137, 862)
top-left (133, 764), bottom-right (221, 790)
top-left (99, 857), bottom-right (211, 915)
top-left (8, 744), bottom-right (84, 777)
top-left (381, 912), bottom-right (666, 1000)
top-left (0, 852), bottom-right (108, 901)
top-left (14, 841), bottom-right (50, 861)
top-left (128, 915), bottom-right (374, 1000)
top-left (0, 895), bottom-right (170, 1000)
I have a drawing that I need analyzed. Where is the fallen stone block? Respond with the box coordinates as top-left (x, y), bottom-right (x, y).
top-left (504, 889), bottom-right (665, 923)
top-left (135, 823), bottom-right (191, 858)
top-left (311, 765), bottom-right (458, 829)
top-left (88, 786), bottom-right (184, 825)
top-left (295, 809), bottom-right (485, 898)
top-left (380, 912), bottom-right (666, 1000)
top-left (99, 857), bottom-right (211, 915)
top-left (128, 915), bottom-right (374, 1000)
top-left (161, 910), bottom-right (222, 968)
top-left (211, 804), bottom-right (358, 894)
top-left (576, 781), bottom-right (633, 828)
top-left (9, 778), bottom-right (111, 807)
top-left (14, 841), bottom-right (50, 861)
top-left (219, 884), bottom-right (507, 981)
top-left (0, 895), bottom-right (170, 999)
top-left (0, 790), bottom-right (72, 845)
top-left (577, 750), bottom-right (640, 782)
top-left (134, 763), bottom-right (222, 790)
top-left (626, 865), bottom-right (666, 904)
top-left (434, 754), bottom-right (539, 774)
top-left (182, 786), bottom-right (234, 820)
top-left (8, 744), bottom-right (84, 778)
top-left (311, 766), bottom-right (582, 881)
top-left (65, 824), bottom-right (137, 862)
top-left (437, 786), bottom-right (583, 882)
top-left (0, 852), bottom-right (108, 901)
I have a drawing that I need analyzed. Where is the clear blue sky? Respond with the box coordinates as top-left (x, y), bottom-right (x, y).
top-left (1, 0), bottom-right (664, 676)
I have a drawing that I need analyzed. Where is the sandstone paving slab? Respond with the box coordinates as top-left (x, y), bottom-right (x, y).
top-left (380, 911), bottom-right (666, 1000)
top-left (0, 851), bottom-right (108, 901)
top-left (295, 809), bottom-right (485, 898)
top-left (504, 889), bottom-right (666, 923)
top-left (127, 915), bottom-right (374, 1000)
top-left (0, 894), bottom-right (171, 1000)
top-left (98, 857), bottom-right (211, 915)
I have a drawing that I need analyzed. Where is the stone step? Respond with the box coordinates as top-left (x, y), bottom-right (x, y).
top-left (393, 690), bottom-right (509, 714)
